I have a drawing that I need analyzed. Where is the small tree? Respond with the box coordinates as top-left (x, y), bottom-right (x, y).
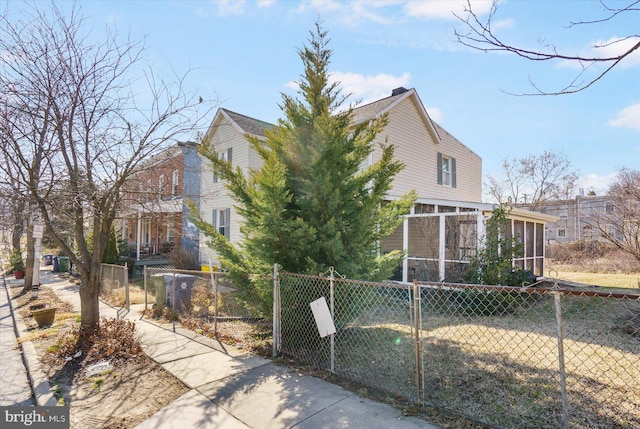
top-left (463, 204), bottom-right (524, 286)
top-left (102, 227), bottom-right (120, 265)
top-left (192, 24), bottom-right (415, 310)
top-left (486, 150), bottom-right (578, 210)
top-left (457, 204), bottom-right (532, 315)
top-left (587, 168), bottom-right (640, 262)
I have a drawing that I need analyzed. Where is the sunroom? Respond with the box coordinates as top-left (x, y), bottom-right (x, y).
top-left (384, 198), bottom-right (558, 283)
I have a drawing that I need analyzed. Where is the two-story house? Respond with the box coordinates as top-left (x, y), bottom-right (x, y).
top-left (118, 141), bottom-right (201, 273)
top-left (198, 88), bottom-right (555, 281)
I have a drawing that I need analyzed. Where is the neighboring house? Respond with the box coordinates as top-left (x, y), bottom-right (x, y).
top-left (198, 88), bottom-right (556, 281)
top-left (118, 141), bottom-right (201, 272)
top-left (521, 191), bottom-right (620, 243)
top-left (198, 108), bottom-right (275, 266)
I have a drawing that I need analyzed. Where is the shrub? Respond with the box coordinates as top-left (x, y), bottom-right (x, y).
top-left (10, 249), bottom-right (25, 272)
top-left (54, 317), bottom-right (143, 364)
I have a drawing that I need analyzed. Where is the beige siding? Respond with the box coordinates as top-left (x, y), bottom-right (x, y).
top-left (199, 116), bottom-right (254, 263)
top-left (199, 92), bottom-right (483, 265)
top-left (372, 96), bottom-right (482, 203)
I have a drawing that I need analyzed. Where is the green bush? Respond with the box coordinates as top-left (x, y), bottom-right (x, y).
top-left (452, 288), bottom-right (533, 316)
top-left (10, 249), bottom-right (25, 272)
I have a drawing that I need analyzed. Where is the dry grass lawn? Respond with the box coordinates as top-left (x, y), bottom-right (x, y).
top-left (548, 269), bottom-right (640, 289)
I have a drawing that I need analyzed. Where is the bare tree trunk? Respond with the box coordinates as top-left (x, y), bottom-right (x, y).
top-left (11, 199), bottom-right (25, 251)
top-left (78, 267), bottom-right (101, 338)
top-left (22, 222), bottom-right (34, 293)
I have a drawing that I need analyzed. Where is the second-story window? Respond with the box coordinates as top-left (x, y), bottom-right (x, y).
top-left (213, 147), bottom-right (233, 183)
top-left (146, 180), bottom-right (152, 203)
top-left (172, 170), bottom-right (179, 195)
top-left (158, 175), bottom-right (165, 199)
top-left (437, 152), bottom-right (457, 188)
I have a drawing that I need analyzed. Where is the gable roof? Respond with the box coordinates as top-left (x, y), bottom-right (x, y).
top-left (351, 87), bottom-right (441, 144)
top-left (220, 108), bottom-right (275, 138)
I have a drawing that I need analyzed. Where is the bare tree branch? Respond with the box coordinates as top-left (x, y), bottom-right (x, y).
top-left (455, 0), bottom-right (640, 95)
top-left (0, 2), bottom-right (215, 337)
top-left (487, 150), bottom-right (578, 210)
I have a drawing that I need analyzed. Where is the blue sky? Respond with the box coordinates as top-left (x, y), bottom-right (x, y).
top-left (17, 1), bottom-right (640, 198)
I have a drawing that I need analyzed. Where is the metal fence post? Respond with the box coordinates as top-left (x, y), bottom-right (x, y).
top-left (329, 267), bottom-right (335, 373)
top-left (272, 263), bottom-right (281, 357)
top-left (554, 291), bottom-right (569, 429)
top-left (413, 280), bottom-right (423, 403)
top-left (124, 263), bottom-right (130, 311)
top-left (143, 266), bottom-right (148, 312)
top-left (214, 271), bottom-right (219, 336)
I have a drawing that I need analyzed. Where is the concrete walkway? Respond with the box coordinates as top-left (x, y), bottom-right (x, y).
top-left (0, 276), bottom-right (35, 406)
top-left (17, 269), bottom-right (440, 428)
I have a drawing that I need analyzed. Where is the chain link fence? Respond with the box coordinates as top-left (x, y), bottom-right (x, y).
top-left (275, 268), bottom-right (640, 428)
top-left (99, 263), bottom-right (129, 311)
top-left (143, 267), bottom-right (271, 351)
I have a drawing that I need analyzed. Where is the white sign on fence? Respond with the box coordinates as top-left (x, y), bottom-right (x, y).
top-left (310, 296), bottom-right (336, 338)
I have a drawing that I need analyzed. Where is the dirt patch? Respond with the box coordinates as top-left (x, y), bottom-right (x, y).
top-left (13, 285), bottom-right (189, 429)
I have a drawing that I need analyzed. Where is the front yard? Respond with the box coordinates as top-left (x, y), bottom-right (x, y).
top-left (12, 284), bottom-right (188, 429)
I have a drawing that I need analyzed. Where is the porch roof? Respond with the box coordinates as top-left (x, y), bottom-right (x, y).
top-left (403, 197), bottom-right (558, 224)
top-left (119, 197), bottom-right (183, 217)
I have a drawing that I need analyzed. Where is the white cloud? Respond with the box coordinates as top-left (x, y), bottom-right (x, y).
top-left (577, 173), bottom-right (618, 196)
top-left (425, 106), bottom-right (443, 123)
top-left (609, 103), bottom-right (640, 130)
top-left (591, 36), bottom-right (640, 68)
top-left (331, 71), bottom-right (411, 105)
top-left (297, 0), bottom-right (342, 14)
top-left (559, 36), bottom-right (640, 70)
top-left (403, 0), bottom-right (493, 20)
top-left (284, 70), bottom-right (414, 111)
top-left (296, 0), bottom-right (402, 26)
top-left (196, 0), bottom-right (274, 17)
top-left (215, 0), bottom-right (246, 16)
top-left (492, 18), bottom-right (514, 30)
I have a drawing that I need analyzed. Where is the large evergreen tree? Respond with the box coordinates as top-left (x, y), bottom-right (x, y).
top-left (194, 24), bottom-right (415, 299)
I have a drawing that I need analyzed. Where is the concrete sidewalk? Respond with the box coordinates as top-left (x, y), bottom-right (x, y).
top-left (39, 269), bottom-right (440, 428)
top-left (0, 276), bottom-right (35, 406)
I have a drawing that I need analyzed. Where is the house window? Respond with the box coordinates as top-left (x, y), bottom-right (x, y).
top-left (558, 229), bottom-right (566, 238)
top-left (158, 175), bottom-right (165, 199)
top-left (605, 202), bottom-right (614, 214)
top-left (146, 180), bottom-right (152, 202)
top-left (167, 222), bottom-right (175, 242)
top-left (172, 170), bottom-right (179, 195)
top-left (212, 208), bottom-right (231, 239)
top-left (213, 147), bottom-right (233, 183)
top-left (437, 152), bottom-right (456, 188)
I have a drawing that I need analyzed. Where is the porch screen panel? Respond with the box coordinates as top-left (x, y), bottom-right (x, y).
top-left (525, 222), bottom-right (534, 259)
top-left (408, 217), bottom-right (439, 260)
top-left (535, 223), bottom-right (545, 276)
